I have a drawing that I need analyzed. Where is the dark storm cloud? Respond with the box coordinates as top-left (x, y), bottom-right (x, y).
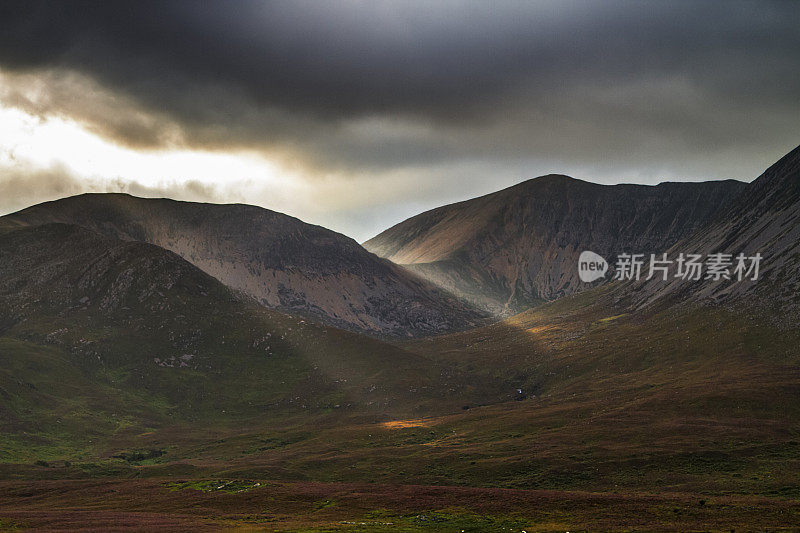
top-left (0, 0), bottom-right (798, 179)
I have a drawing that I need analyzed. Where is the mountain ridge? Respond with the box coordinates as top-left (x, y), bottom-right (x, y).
top-left (364, 174), bottom-right (746, 314)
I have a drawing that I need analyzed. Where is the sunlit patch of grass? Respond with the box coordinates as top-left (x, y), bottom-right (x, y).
top-left (380, 418), bottom-right (439, 430)
top-left (524, 325), bottom-right (554, 334)
top-left (597, 313), bottom-right (627, 323)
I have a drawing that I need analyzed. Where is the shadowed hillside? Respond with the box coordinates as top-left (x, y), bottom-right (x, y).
top-left (2, 150), bottom-right (799, 532)
top-left (0, 222), bottom-right (509, 465)
top-left (632, 144), bottom-right (800, 321)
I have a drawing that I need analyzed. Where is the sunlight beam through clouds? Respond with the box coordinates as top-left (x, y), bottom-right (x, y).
top-left (0, 67), bottom-right (473, 240)
top-left (0, 102), bottom-right (289, 190)
top-left (0, 90), bottom-right (334, 231)
top-left (0, 79), bottom-right (530, 241)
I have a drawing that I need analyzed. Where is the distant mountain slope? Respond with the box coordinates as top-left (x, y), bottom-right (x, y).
top-left (1, 194), bottom-right (485, 338)
top-left (632, 144), bottom-right (800, 319)
top-left (364, 175), bottom-right (745, 314)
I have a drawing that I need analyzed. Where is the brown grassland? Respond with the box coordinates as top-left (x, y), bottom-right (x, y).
top-left (2, 286), bottom-right (800, 531)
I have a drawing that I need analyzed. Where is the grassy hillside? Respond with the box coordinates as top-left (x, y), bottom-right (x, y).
top-left (2, 282), bottom-right (799, 530)
top-left (0, 223), bottom-right (508, 469)
top-left (396, 285), bottom-right (800, 494)
top-left (5, 275), bottom-right (798, 493)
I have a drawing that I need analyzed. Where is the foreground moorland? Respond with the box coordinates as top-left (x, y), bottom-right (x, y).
top-left (2, 478), bottom-right (800, 531)
top-left (2, 285), bottom-right (800, 531)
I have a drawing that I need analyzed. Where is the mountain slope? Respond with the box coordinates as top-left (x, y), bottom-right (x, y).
top-left (0, 222), bottom-right (509, 460)
top-left (1, 194), bottom-right (485, 338)
top-left (632, 143), bottom-right (800, 319)
top-left (395, 282), bottom-right (800, 497)
top-left (364, 175), bottom-right (745, 314)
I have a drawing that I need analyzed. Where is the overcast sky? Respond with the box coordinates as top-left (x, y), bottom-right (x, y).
top-left (0, 0), bottom-right (798, 240)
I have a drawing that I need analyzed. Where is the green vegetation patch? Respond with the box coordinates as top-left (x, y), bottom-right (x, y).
top-left (113, 448), bottom-right (166, 464)
top-left (0, 517), bottom-right (25, 531)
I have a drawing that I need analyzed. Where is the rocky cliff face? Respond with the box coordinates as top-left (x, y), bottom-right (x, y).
top-left (630, 144), bottom-right (800, 319)
top-left (364, 175), bottom-right (746, 315)
top-left (2, 195), bottom-right (485, 337)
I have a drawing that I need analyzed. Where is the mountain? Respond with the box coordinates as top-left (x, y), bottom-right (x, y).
top-left (631, 144), bottom-right (800, 320)
top-left (364, 175), bottom-right (746, 315)
top-left (1, 194), bottom-right (485, 338)
top-left (0, 221), bottom-right (510, 459)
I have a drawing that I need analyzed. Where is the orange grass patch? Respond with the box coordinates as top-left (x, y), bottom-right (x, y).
top-left (379, 418), bottom-right (438, 429)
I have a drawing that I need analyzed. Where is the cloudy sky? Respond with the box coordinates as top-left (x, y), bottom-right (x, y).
top-left (0, 1), bottom-right (798, 240)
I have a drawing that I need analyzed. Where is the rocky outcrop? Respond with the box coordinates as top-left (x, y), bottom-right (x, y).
top-left (364, 175), bottom-right (746, 315)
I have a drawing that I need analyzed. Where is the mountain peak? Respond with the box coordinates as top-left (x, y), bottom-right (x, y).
top-left (510, 173), bottom-right (595, 192)
top-left (524, 173), bottom-right (581, 184)
top-left (752, 143), bottom-right (800, 189)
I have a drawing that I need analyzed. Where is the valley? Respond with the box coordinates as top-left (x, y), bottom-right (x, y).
top-left (1, 146), bottom-right (799, 531)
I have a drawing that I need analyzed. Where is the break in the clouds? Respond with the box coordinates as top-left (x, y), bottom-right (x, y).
top-left (0, 0), bottom-right (798, 240)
